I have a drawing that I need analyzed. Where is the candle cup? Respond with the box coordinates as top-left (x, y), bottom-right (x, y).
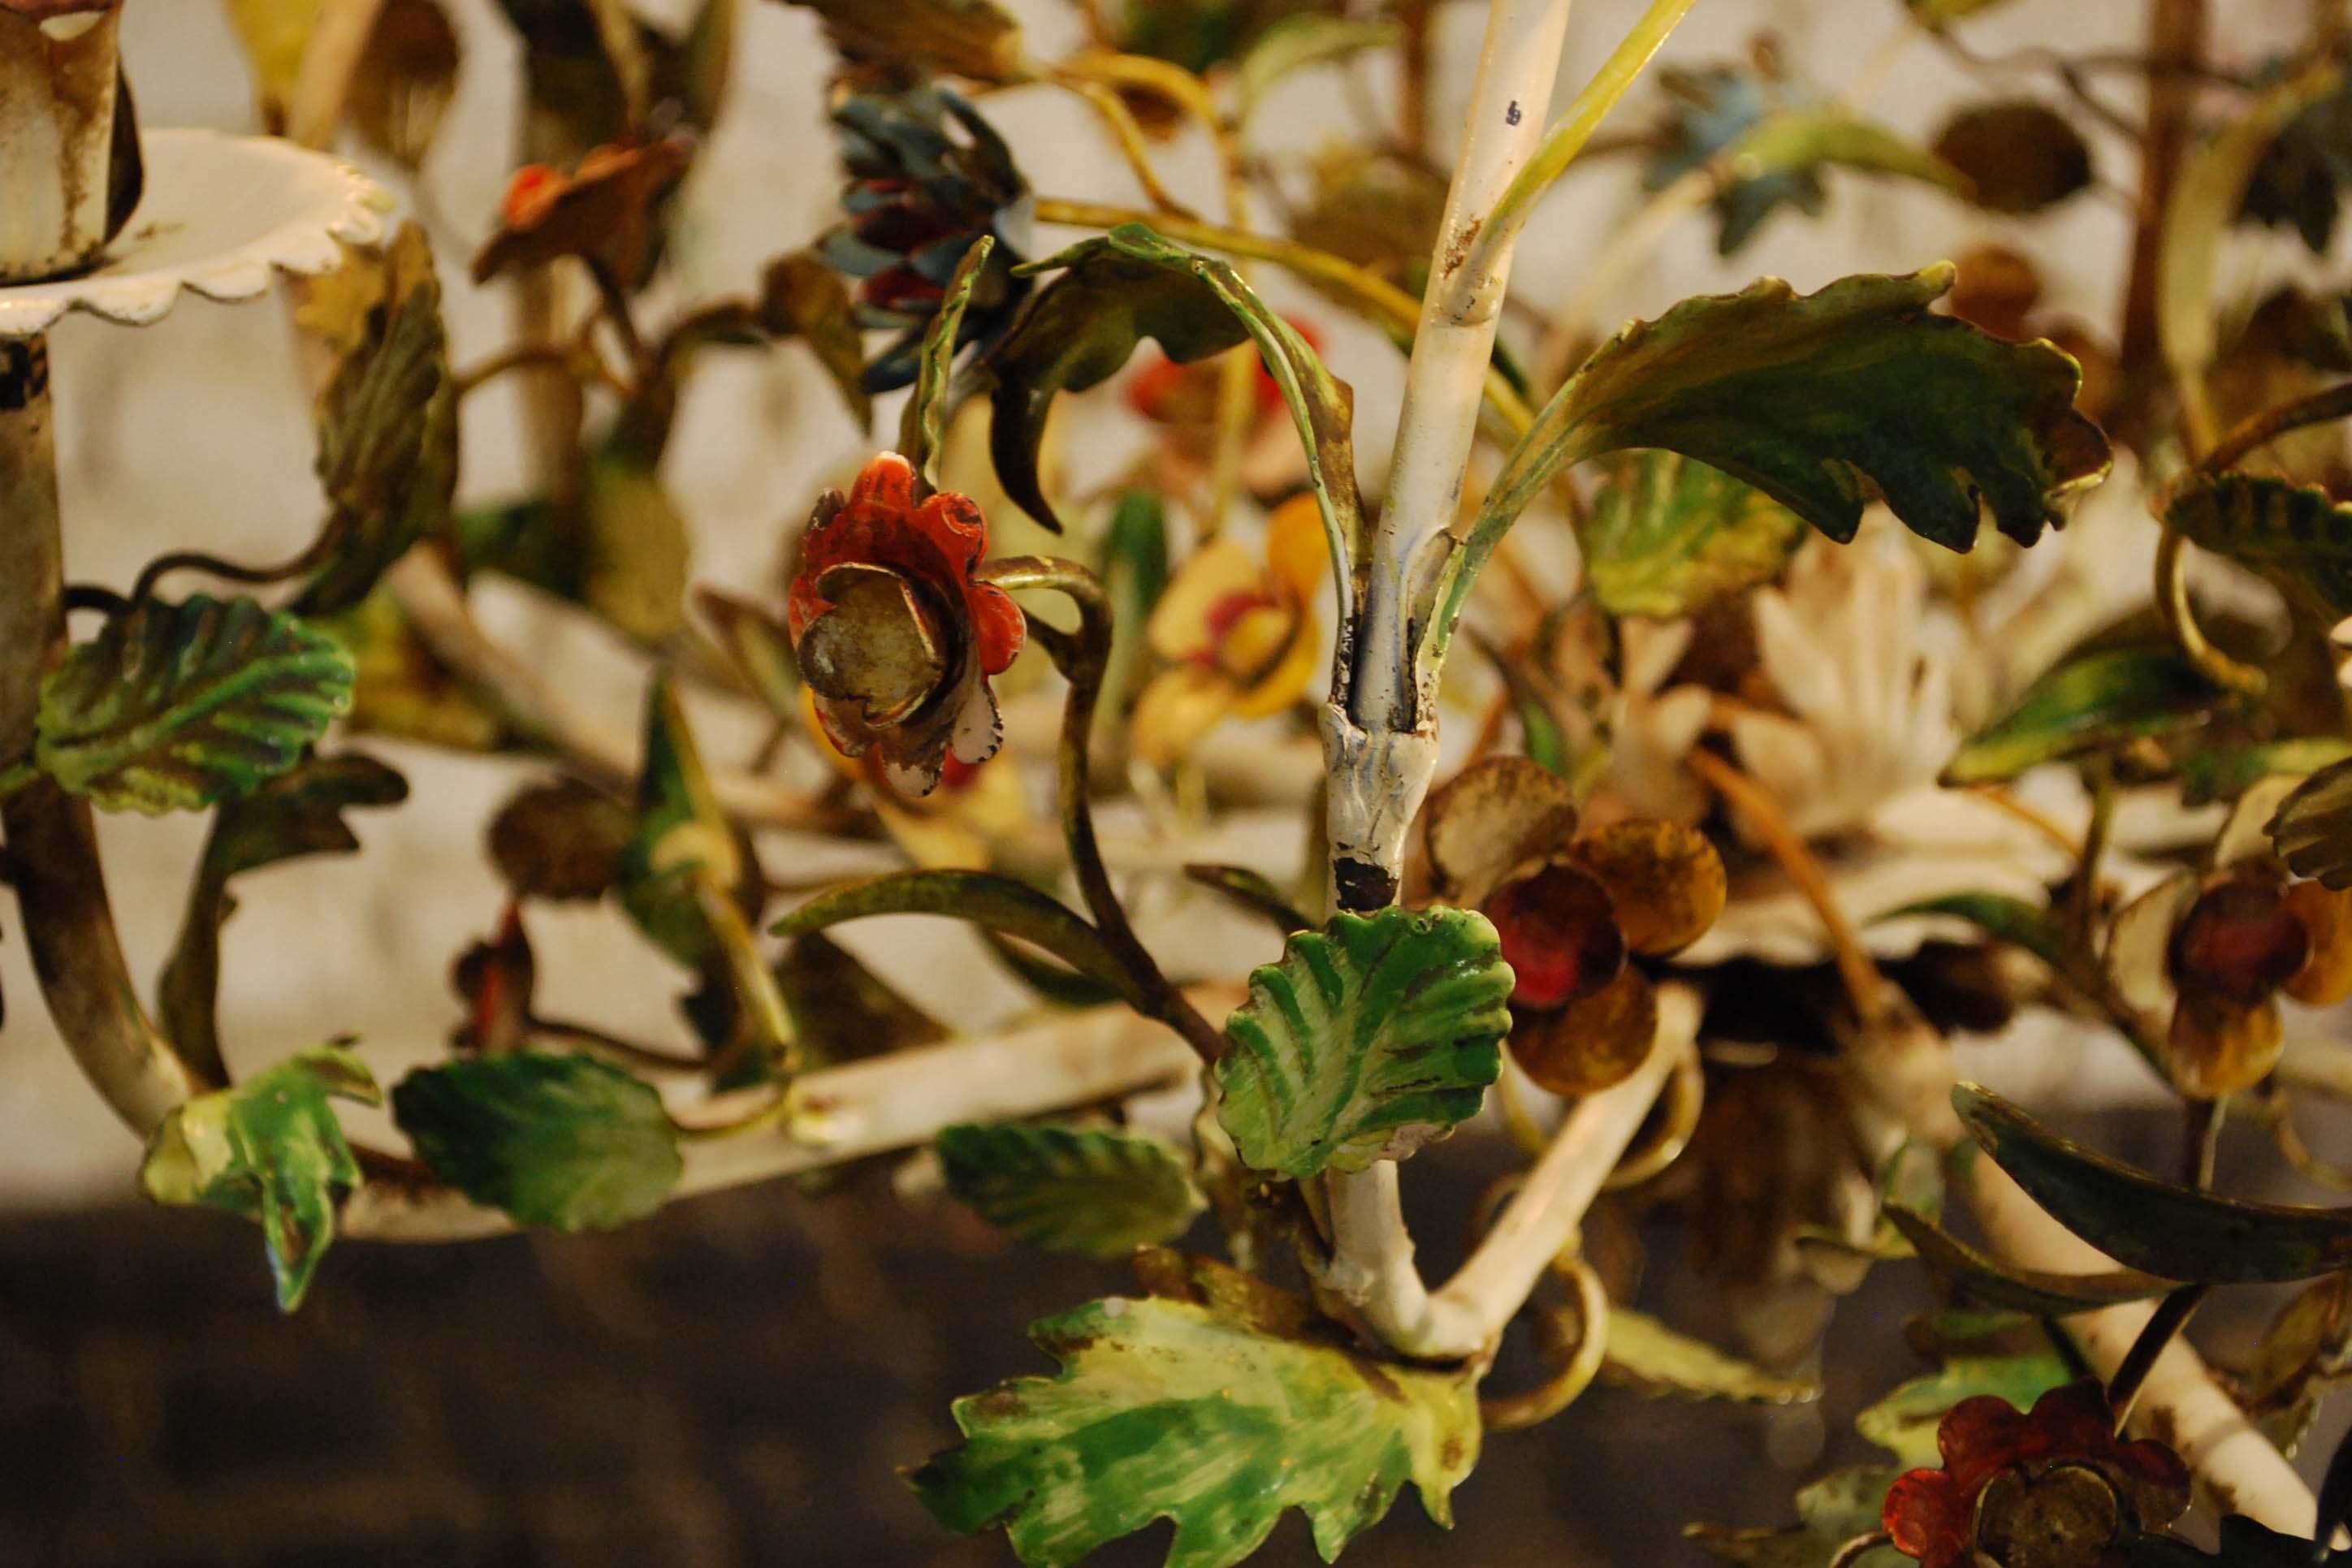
top-left (0, 1), bottom-right (136, 284)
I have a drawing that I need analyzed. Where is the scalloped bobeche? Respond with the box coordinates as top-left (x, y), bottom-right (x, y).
top-left (0, 129), bottom-right (390, 338)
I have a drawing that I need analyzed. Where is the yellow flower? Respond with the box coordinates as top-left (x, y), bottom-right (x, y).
top-left (1131, 494), bottom-right (1328, 768)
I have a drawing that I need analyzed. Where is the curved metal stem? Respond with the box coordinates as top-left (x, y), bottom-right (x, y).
top-left (0, 336), bottom-right (210, 1135)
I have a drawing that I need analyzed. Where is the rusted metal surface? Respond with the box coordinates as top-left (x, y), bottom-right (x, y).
top-left (0, 5), bottom-right (129, 283)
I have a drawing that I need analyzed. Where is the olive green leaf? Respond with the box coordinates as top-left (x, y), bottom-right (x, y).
top-left (1940, 644), bottom-right (2225, 786)
top-left (774, 870), bottom-right (1151, 1009)
top-left (158, 752), bottom-right (410, 1084)
top-left (296, 222), bottom-right (457, 617)
top-left (616, 677), bottom-right (741, 966)
top-left (2166, 472), bottom-right (2352, 622)
top-left (488, 776), bottom-right (634, 903)
top-left (2269, 757), bottom-right (2352, 888)
top-left (1099, 489), bottom-right (1170, 721)
top-left (762, 250), bottom-right (871, 430)
top-left (1732, 109), bottom-right (1969, 229)
top-left (898, 235), bottom-right (994, 490)
top-left (1603, 1307), bottom-right (1821, 1405)
top-left (1877, 892), bottom-right (2076, 976)
top-left (1580, 449), bottom-right (1808, 620)
top-left (988, 224), bottom-right (1360, 590)
top-left (908, 1252), bottom-right (1479, 1568)
top-left (2160, 62), bottom-right (2343, 391)
top-left (1883, 1205), bottom-right (2173, 1317)
top-left (776, 931), bottom-right (945, 1071)
top-left (347, 0), bottom-right (460, 171)
top-left (776, 0), bottom-right (1024, 83)
top-left (1956, 1082), bottom-right (2352, 1283)
top-left (1235, 16), bottom-right (1401, 123)
top-left (1428, 268), bottom-right (2111, 664)
top-left (580, 445), bottom-right (692, 646)
top-left (1932, 101), bottom-right (2094, 214)
top-left (935, 1123), bottom-right (1205, 1259)
top-left (2232, 1273), bottom-right (2352, 1456)
top-left (1214, 907), bottom-right (1511, 1178)
top-left (1854, 1352), bottom-right (2073, 1467)
top-left (140, 1045), bottom-right (383, 1311)
top-left (37, 595), bottom-right (356, 814)
top-left (1685, 1466), bottom-right (1907, 1566)
top-left (1183, 864), bottom-right (1312, 937)
top-left (392, 1051), bottom-right (681, 1229)
top-left (2181, 736), bottom-right (2352, 807)
top-left (318, 581), bottom-right (534, 754)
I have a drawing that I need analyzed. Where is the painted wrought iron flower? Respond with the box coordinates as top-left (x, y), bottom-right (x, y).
top-left (1131, 492), bottom-right (1328, 769)
top-left (1125, 317), bottom-right (1321, 498)
top-left (1418, 755), bottom-right (1726, 1095)
top-left (472, 136), bottom-right (694, 287)
top-left (2107, 779), bottom-right (2352, 1099)
top-left (1882, 1380), bottom-right (2190, 1568)
top-left (821, 85), bottom-right (1031, 394)
top-left (787, 453), bottom-right (1026, 797)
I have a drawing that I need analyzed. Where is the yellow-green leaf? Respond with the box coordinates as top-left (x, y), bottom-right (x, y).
top-left (141, 1045), bottom-right (382, 1311)
top-left (1580, 449), bottom-right (1807, 619)
top-left (1603, 1307), bottom-right (1821, 1405)
top-left (910, 1253), bottom-right (1479, 1568)
top-left (1940, 643), bottom-right (2225, 786)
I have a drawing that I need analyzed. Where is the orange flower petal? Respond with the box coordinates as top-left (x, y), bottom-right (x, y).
top-left (1569, 819), bottom-right (1727, 957)
top-left (1422, 756), bottom-right (1580, 906)
top-left (2283, 879), bottom-right (2352, 1007)
top-left (1507, 965), bottom-right (1658, 1096)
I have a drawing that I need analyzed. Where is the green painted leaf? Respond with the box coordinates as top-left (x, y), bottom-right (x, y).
top-left (2167, 472), bottom-right (2352, 621)
top-left (1213, 907), bottom-right (1511, 1178)
top-left (2181, 736), bottom-right (2352, 807)
top-left (1429, 267), bottom-right (2110, 663)
top-left (2270, 757), bottom-right (2352, 888)
top-left (897, 235), bottom-right (994, 489)
top-left (989, 224), bottom-right (1360, 585)
top-left (761, 249), bottom-right (871, 430)
top-left (1580, 450), bottom-right (1808, 619)
top-left (37, 595), bottom-right (357, 814)
top-left (140, 1045), bottom-right (383, 1311)
top-left (909, 1253), bottom-right (1480, 1568)
top-left (773, 870), bottom-right (1150, 1009)
top-left (1736, 108), bottom-right (1969, 207)
top-left (776, 930), bottom-right (945, 1071)
top-left (1854, 1352), bottom-right (2073, 1467)
top-left (158, 752), bottom-right (409, 1083)
top-left (1686, 1466), bottom-right (1906, 1566)
top-left (1875, 892), bottom-right (2076, 976)
top-left (487, 775), bottom-right (634, 902)
top-left (1883, 1204), bottom-right (2173, 1316)
top-left (391, 1051), bottom-right (681, 1230)
top-left (294, 222), bottom-right (456, 616)
top-left (1956, 1082), bottom-right (2352, 1283)
top-left (936, 1123), bottom-right (1204, 1258)
top-left (1940, 644), bottom-right (2224, 785)
top-left (616, 676), bottom-right (741, 968)
top-left (1932, 100), bottom-right (2095, 214)
top-left (1603, 1307), bottom-right (1821, 1404)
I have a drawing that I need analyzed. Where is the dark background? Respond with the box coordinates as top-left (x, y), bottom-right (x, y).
top-left (0, 1107), bottom-right (2330, 1567)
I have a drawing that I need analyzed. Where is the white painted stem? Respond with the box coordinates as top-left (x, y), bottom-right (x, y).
top-left (385, 551), bottom-right (832, 831)
top-left (1967, 1159), bottom-right (2316, 1535)
top-left (343, 986), bottom-right (1234, 1242)
top-left (1321, 985), bottom-right (1699, 1360)
top-left (1325, 0), bottom-right (1576, 907)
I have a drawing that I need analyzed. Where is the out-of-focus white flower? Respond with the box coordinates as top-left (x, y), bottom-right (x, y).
top-left (1603, 616), bottom-right (1713, 822)
top-left (1728, 521), bottom-right (1958, 842)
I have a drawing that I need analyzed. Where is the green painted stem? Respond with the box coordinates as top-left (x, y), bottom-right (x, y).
top-left (979, 555), bottom-right (1228, 1065)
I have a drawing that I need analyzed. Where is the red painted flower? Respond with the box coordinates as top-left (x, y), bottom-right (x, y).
top-left (471, 138), bottom-right (693, 287)
top-left (787, 453), bottom-right (1026, 797)
top-left (1883, 1380), bottom-right (2189, 1568)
